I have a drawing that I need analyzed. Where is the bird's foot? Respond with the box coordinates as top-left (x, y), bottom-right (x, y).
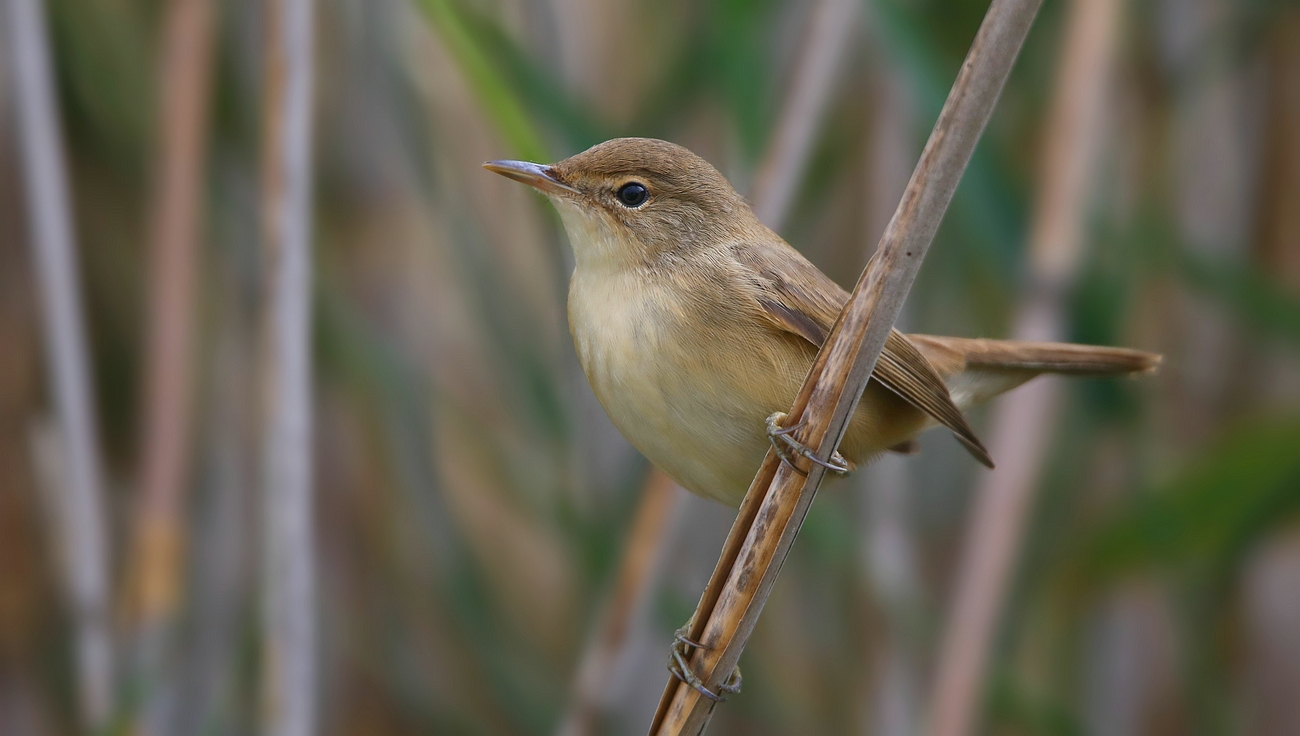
top-left (667, 625), bottom-right (742, 702)
top-left (765, 412), bottom-right (851, 477)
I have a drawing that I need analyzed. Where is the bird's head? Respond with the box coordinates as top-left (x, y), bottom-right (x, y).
top-left (484, 138), bottom-right (762, 270)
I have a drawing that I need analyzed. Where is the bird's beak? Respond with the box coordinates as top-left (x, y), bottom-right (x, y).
top-left (483, 160), bottom-right (579, 196)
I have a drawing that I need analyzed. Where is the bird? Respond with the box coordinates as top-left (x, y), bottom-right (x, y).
top-left (484, 137), bottom-right (1159, 509)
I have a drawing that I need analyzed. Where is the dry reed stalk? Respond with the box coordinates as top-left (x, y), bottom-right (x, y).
top-left (127, 0), bottom-right (215, 726)
top-left (2, 0), bottom-right (114, 726)
top-left (556, 469), bottom-right (680, 736)
top-left (648, 2), bottom-right (1042, 733)
top-left (259, 0), bottom-right (317, 733)
top-left (749, 0), bottom-right (860, 230)
top-left (177, 300), bottom-right (256, 734)
top-left (925, 1), bottom-right (1120, 734)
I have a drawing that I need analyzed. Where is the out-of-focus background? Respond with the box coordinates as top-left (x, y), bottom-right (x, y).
top-left (2, 0), bottom-right (1300, 734)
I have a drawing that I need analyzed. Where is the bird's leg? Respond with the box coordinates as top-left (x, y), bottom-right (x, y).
top-left (667, 624), bottom-right (742, 701)
top-left (765, 412), bottom-right (851, 476)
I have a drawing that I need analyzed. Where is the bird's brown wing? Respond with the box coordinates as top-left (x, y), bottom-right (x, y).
top-left (737, 241), bottom-right (994, 468)
top-left (877, 330), bottom-right (993, 466)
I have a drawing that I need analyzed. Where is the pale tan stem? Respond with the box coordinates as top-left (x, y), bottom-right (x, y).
top-left (926, 1), bottom-right (1122, 735)
top-left (556, 470), bottom-right (681, 736)
top-left (127, 2), bottom-right (216, 726)
top-left (750, 0), bottom-right (861, 231)
top-left (648, 2), bottom-right (1043, 733)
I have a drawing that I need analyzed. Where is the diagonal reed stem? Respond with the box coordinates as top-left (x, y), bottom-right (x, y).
top-left (3, 0), bottom-right (114, 727)
top-left (556, 470), bottom-right (681, 736)
top-left (749, 0), bottom-right (861, 230)
top-left (648, 1), bottom-right (1043, 733)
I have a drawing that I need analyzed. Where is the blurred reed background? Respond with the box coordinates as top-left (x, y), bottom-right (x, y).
top-left (1, 0), bottom-right (1299, 735)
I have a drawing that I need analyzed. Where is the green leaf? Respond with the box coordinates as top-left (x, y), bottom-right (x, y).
top-left (1182, 251), bottom-right (1300, 347)
top-left (413, 0), bottom-right (549, 161)
top-left (987, 668), bottom-right (1083, 736)
top-left (1075, 418), bottom-right (1300, 583)
top-left (453, 7), bottom-right (610, 153)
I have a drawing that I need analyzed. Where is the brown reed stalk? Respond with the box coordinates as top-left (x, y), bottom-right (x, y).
top-left (648, 2), bottom-right (1043, 733)
top-left (926, 1), bottom-right (1121, 734)
top-left (556, 470), bottom-right (680, 736)
top-left (749, 0), bottom-right (861, 230)
top-left (2, 0), bottom-right (114, 727)
top-left (127, 0), bottom-right (215, 727)
top-left (260, 0), bottom-right (317, 733)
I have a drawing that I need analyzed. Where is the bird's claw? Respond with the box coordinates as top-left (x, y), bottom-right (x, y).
top-left (667, 625), bottom-right (742, 702)
top-left (765, 412), bottom-right (851, 476)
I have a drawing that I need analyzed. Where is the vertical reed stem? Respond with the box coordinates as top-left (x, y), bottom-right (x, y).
top-left (926, 2), bottom-right (1121, 734)
top-left (128, 0), bottom-right (215, 729)
top-left (260, 0), bottom-right (317, 732)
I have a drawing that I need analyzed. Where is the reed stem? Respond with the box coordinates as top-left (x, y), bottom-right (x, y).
top-left (3, 0), bottom-right (114, 726)
top-left (260, 0), bottom-right (317, 733)
top-left (648, 2), bottom-right (1043, 732)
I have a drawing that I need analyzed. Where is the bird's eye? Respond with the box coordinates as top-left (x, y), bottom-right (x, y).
top-left (616, 182), bottom-right (649, 207)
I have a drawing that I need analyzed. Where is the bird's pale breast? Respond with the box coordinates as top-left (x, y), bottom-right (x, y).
top-left (567, 268), bottom-right (799, 505)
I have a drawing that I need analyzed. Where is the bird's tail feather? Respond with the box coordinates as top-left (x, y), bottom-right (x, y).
top-left (947, 338), bottom-right (1161, 375)
top-left (906, 335), bottom-right (1161, 411)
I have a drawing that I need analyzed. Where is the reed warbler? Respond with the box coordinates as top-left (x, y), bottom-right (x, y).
top-left (485, 138), bottom-right (1159, 509)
